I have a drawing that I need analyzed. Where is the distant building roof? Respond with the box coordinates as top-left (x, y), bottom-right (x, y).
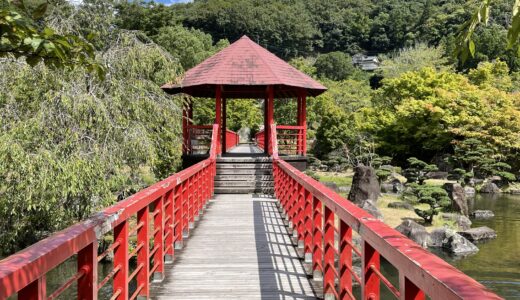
top-left (162, 35), bottom-right (327, 98)
top-left (352, 54), bottom-right (380, 71)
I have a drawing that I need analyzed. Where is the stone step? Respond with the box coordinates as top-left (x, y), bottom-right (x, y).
top-left (214, 187), bottom-right (274, 194)
top-left (215, 175), bottom-right (273, 181)
top-left (214, 181), bottom-right (274, 187)
top-left (217, 157), bottom-right (272, 163)
top-left (216, 169), bottom-right (272, 175)
top-left (216, 163), bottom-right (272, 169)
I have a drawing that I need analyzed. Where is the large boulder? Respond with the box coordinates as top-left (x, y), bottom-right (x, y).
top-left (470, 210), bottom-right (495, 219)
top-left (381, 183), bottom-right (394, 193)
top-left (442, 213), bottom-right (472, 230)
top-left (428, 228), bottom-right (448, 248)
top-left (395, 220), bottom-right (430, 248)
top-left (323, 181), bottom-right (339, 192)
top-left (443, 183), bottom-right (468, 216)
top-left (348, 165), bottom-right (380, 204)
top-left (359, 200), bottom-right (383, 220)
top-left (388, 201), bottom-right (414, 210)
top-left (458, 226), bottom-right (497, 242)
top-left (237, 127), bottom-right (250, 142)
top-left (464, 186), bottom-right (476, 197)
top-left (442, 229), bottom-right (479, 255)
top-left (479, 182), bottom-right (501, 194)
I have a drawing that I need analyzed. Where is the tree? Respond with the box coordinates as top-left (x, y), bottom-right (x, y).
top-left (403, 157), bottom-right (438, 185)
top-left (314, 51), bottom-right (356, 81)
top-left (413, 185), bottom-right (451, 224)
top-left (114, 0), bottom-right (179, 36)
top-left (0, 1), bottom-right (102, 75)
top-left (153, 25), bottom-right (229, 70)
top-left (366, 67), bottom-right (520, 162)
top-left (378, 43), bottom-right (451, 79)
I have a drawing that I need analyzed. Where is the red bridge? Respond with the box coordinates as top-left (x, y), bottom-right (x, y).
top-left (0, 36), bottom-right (501, 300)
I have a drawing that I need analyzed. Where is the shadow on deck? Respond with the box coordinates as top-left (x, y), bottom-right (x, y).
top-left (150, 194), bottom-right (320, 299)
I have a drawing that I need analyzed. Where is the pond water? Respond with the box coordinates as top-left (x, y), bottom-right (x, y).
top-left (432, 193), bottom-right (520, 299)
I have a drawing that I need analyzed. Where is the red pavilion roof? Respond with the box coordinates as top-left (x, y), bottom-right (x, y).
top-left (161, 35), bottom-right (327, 98)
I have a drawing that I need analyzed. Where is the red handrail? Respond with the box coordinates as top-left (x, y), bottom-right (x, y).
top-left (269, 127), bottom-right (501, 300)
top-left (255, 130), bottom-right (265, 150)
top-left (225, 129), bottom-right (239, 152)
top-left (0, 124), bottom-right (220, 300)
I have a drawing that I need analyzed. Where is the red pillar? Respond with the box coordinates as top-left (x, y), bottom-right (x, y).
top-left (265, 85), bottom-right (274, 155)
top-left (222, 97), bottom-right (227, 154)
top-left (298, 90), bottom-right (307, 156)
top-left (215, 86), bottom-right (222, 155)
top-left (182, 101), bottom-right (189, 154)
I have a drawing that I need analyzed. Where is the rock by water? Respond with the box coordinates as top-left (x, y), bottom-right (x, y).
top-left (480, 182), bottom-right (502, 194)
top-left (458, 226), bottom-right (497, 242)
top-left (395, 220), bottom-right (430, 248)
top-left (443, 183), bottom-right (468, 216)
top-left (470, 210), bottom-right (495, 219)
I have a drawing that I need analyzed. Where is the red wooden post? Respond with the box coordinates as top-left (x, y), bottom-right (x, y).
top-left (137, 206), bottom-right (150, 298)
top-left (400, 274), bottom-right (425, 300)
top-left (165, 190), bottom-right (174, 263)
top-left (174, 183), bottom-right (184, 249)
top-left (113, 220), bottom-right (129, 299)
top-left (295, 184), bottom-right (305, 247)
top-left (215, 86), bottom-right (222, 155)
top-left (339, 220), bottom-right (353, 299)
top-left (18, 276), bottom-right (46, 300)
top-left (299, 89), bottom-right (307, 156)
top-left (188, 177), bottom-right (195, 228)
top-left (303, 190), bottom-right (313, 270)
top-left (222, 97), bottom-right (227, 154)
top-left (363, 241), bottom-right (380, 299)
top-left (323, 206), bottom-right (336, 299)
top-left (78, 241), bottom-right (97, 300)
top-left (182, 102), bottom-right (188, 154)
top-left (312, 196), bottom-right (323, 280)
top-left (152, 196), bottom-right (165, 282)
top-left (265, 85), bottom-right (274, 155)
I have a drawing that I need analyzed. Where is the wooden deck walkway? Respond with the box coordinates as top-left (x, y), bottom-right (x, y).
top-left (150, 194), bottom-right (319, 299)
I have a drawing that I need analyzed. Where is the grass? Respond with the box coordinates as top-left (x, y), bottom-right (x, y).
top-left (316, 171), bottom-right (353, 187)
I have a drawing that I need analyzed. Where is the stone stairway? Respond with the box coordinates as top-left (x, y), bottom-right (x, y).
top-left (214, 156), bottom-right (274, 194)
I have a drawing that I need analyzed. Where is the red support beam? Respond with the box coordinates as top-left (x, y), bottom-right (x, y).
top-left (113, 220), bottom-right (129, 299)
top-left (222, 97), bottom-right (227, 154)
top-left (323, 206), bottom-right (336, 298)
top-left (19, 276), bottom-right (46, 300)
top-left (215, 86), bottom-right (222, 155)
top-left (363, 241), bottom-right (380, 299)
top-left (265, 85), bottom-right (274, 155)
top-left (339, 221), bottom-right (353, 299)
top-left (77, 241), bottom-right (97, 300)
top-left (136, 206), bottom-right (150, 298)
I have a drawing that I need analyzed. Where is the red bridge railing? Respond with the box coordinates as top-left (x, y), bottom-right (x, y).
top-left (269, 124), bottom-right (501, 300)
top-left (255, 130), bottom-right (265, 150)
top-left (0, 124), bottom-right (220, 300)
top-left (225, 129), bottom-right (239, 152)
top-left (256, 125), bottom-right (305, 156)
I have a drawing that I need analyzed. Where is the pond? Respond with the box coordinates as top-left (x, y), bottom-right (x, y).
top-left (432, 193), bottom-right (520, 299)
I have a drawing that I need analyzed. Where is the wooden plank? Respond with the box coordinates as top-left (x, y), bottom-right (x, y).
top-left (150, 194), bottom-right (319, 300)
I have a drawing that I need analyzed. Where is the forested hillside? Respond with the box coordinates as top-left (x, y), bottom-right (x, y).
top-left (1, 0), bottom-right (519, 256)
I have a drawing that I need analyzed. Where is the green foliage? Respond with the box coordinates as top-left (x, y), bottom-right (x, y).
top-left (153, 25), bottom-right (229, 70)
top-left (413, 185), bottom-right (451, 224)
top-left (403, 157), bottom-right (438, 185)
top-left (455, 0), bottom-right (520, 65)
top-left (378, 43), bottom-right (451, 79)
top-left (314, 51), bottom-right (355, 81)
top-left (0, 1), bottom-right (103, 75)
top-left (181, 0), bottom-right (321, 59)
top-left (447, 138), bottom-right (516, 183)
top-left (0, 17), bottom-right (183, 257)
top-left (115, 0), bottom-right (179, 36)
top-left (366, 67), bottom-right (520, 162)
